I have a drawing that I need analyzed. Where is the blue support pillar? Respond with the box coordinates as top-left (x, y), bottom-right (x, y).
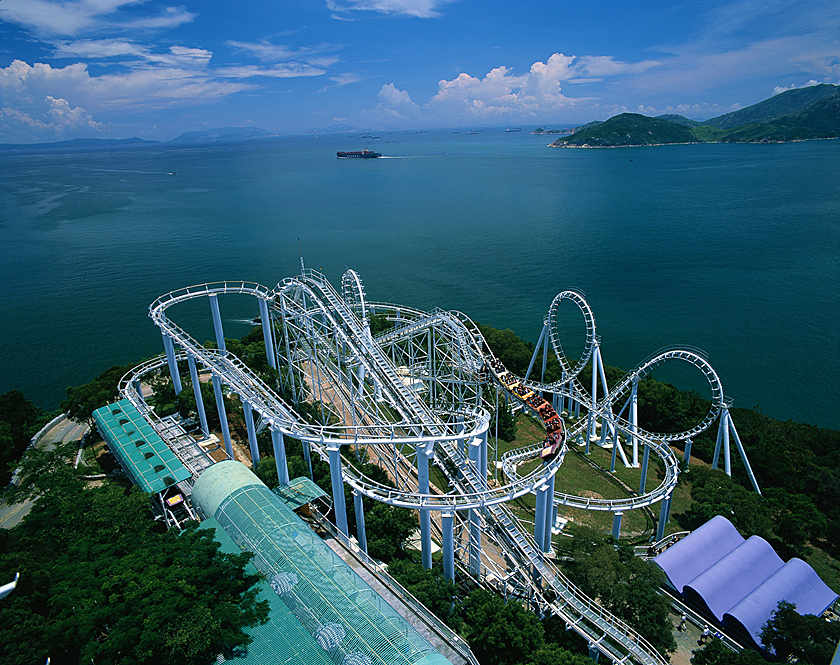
top-left (524, 324), bottom-right (547, 382)
top-left (612, 512), bottom-right (623, 540)
top-left (543, 471), bottom-right (556, 552)
top-left (588, 644), bottom-right (600, 663)
top-left (534, 484), bottom-right (549, 553)
top-left (258, 298), bottom-right (276, 369)
top-left (353, 490), bottom-right (367, 553)
top-left (639, 442), bottom-right (650, 494)
top-left (683, 438), bottom-right (693, 468)
top-left (187, 354), bottom-right (209, 436)
top-left (609, 426), bottom-right (619, 472)
top-left (303, 440), bottom-right (313, 479)
top-left (132, 379), bottom-right (143, 400)
top-left (479, 430), bottom-right (488, 485)
top-left (328, 446), bottom-right (349, 536)
top-left (271, 427), bottom-right (289, 486)
top-left (242, 400), bottom-right (260, 465)
top-left (209, 294), bottom-right (225, 351)
top-left (656, 496), bottom-right (671, 541)
top-left (468, 438), bottom-right (482, 576)
top-left (416, 444), bottom-right (433, 569)
top-left (211, 374), bottom-right (233, 458)
top-left (162, 333), bottom-right (183, 394)
top-left (441, 512), bottom-right (455, 582)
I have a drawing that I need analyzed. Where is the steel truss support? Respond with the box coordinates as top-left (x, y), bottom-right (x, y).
top-left (713, 406), bottom-right (761, 494)
top-left (187, 353), bottom-right (209, 436)
top-left (211, 374), bottom-right (233, 458)
top-left (638, 442), bottom-right (650, 494)
top-left (162, 332), bottom-right (183, 394)
top-left (416, 443), bottom-right (433, 569)
top-left (524, 323), bottom-right (547, 382)
top-left (271, 427), bottom-right (289, 486)
top-left (353, 490), bottom-right (367, 553)
top-left (328, 446), bottom-right (349, 536)
top-left (258, 298), bottom-right (276, 369)
top-left (209, 294), bottom-right (225, 351)
top-left (441, 511), bottom-right (455, 582)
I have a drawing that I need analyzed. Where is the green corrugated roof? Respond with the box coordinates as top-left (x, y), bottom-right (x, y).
top-left (92, 399), bottom-right (191, 494)
top-left (273, 476), bottom-right (327, 510)
top-left (200, 518), bottom-right (334, 665)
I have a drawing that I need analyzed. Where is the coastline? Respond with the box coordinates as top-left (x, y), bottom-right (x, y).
top-left (548, 136), bottom-right (840, 149)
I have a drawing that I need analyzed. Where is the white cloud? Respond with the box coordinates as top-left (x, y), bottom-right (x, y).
top-left (772, 79), bottom-right (823, 95)
top-left (330, 72), bottom-right (361, 86)
top-left (53, 40), bottom-right (213, 67)
top-left (375, 82), bottom-right (421, 120)
top-left (216, 64), bottom-right (327, 79)
top-left (0, 0), bottom-right (194, 36)
top-left (0, 94), bottom-right (100, 139)
top-left (327, 0), bottom-right (454, 18)
top-left (227, 40), bottom-right (339, 64)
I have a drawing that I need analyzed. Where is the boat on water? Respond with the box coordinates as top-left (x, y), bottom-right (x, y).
top-left (337, 150), bottom-right (381, 159)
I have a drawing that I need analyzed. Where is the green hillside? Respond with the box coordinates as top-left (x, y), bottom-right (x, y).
top-left (655, 114), bottom-right (702, 127)
top-left (719, 89), bottom-right (840, 142)
top-left (704, 83), bottom-right (839, 129)
top-left (552, 113), bottom-right (696, 147)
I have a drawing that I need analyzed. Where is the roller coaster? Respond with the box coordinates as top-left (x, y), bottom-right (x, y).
top-left (119, 263), bottom-right (760, 665)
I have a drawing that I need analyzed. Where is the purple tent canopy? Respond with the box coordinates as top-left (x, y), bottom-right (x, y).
top-left (724, 558), bottom-right (839, 646)
top-left (653, 515), bottom-right (838, 648)
top-left (653, 515), bottom-right (744, 591)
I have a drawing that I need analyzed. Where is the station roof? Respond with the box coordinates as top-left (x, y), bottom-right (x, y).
top-left (192, 461), bottom-right (454, 665)
top-left (92, 399), bottom-right (191, 494)
top-left (273, 476), bottom-right (327, 510)
top-left (201, 517), bottom-right (334, 665)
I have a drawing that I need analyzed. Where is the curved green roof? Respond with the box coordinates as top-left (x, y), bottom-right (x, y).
top-left (192, 459), bottom-right (263, 518)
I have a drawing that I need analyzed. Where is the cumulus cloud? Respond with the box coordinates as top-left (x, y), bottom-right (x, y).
top-left (374, 82), bottom-right (421, 121)
top-left (772, 79), bottom-right (823, 95)
top-left (0, 0), bottom-right (194, 36)
top-left (0, 94), bottom-right (100, 139)
top-left (327, 0), bottom-right (455, 19)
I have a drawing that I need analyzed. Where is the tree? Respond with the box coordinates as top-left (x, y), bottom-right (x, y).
top-left (0, 446), bottom-right (269, 665)
top-left (690, 641), bottom-right (769, 665)
top-left (365, 502), bottom-right (417, 561)
top-left (460, 589), bottom-right (545, 665)
top-left (61, 364), bottom-right (132, 424)
top-left (0, 391), bottom-right (43, 485)
top-left (565, 527), bottom-right (677, 655)
top-left (493, 399), bottom-right (518, 442)
top-left (760, 601), bottom-right (840, 664)
top-left (387, 558), bottom-right (460, 627)
top-left (518, 643), bottom-right (594, 665)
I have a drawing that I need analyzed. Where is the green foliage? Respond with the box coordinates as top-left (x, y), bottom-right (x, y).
top-left (0, 390), bottom-right (42, 484)
top-left (493, 399), bottom-right (518, 441)
top-left (690, 641), bottom-right (770, 665)
top-left (760, 601), bottom-right (840, 664)
top-left (369, 313), bottom-right (392, 336)
top-left (365, 502), bottom-right (417, 561)
top-left (518, 643), bottom-right (594, 665)
top-left (61, 364), bottom-right (132, 424)
top-left (564, 527), bottom-right (677, 655)
top-left (554, 113), bottom-right (697, 147)
top-left (0, 448), bottom-right (269, 665)
top-left (704, 84), bottom-right (840, 129)
top-left (478, 323), bottom-right (535, 376)
top-left (460, 589), bottom-right (545, 665)
top-left (386, 558), bottom-right (460, 628)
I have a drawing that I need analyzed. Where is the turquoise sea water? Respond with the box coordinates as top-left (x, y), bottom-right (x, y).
top-left (0, 131), bottom-right (838, 427)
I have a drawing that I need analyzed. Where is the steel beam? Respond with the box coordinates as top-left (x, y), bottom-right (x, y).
top-left (638, 442), bottom-right (650, 494)
top-left (612, 512), bottom-right (623, 540)
top-left (242, 400), bottom-right (260, 464)
top-left (162, 333), bottom-right (183, 394)
top-left (187, 354), bottom-right (209, 436)
top-left (211, 374), bottom-right (233, 458)
top-left (416, 444), bottom-right (433, 569)
top-left (441, 511), bottom-right (455, 582)
top-left (328, 446), bottom-right (349, 536)
top-left (271, 427), bottom-right (289, 486)
top-left (209, 294), bottom-right (225, 351)
top-left (353, 490), bottom-right (367, 553)
top-left (258, 298), bottom-right (276, 369)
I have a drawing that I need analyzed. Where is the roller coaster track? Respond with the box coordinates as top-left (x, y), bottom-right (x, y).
top-left (133, 268), bottom-right (747, 665)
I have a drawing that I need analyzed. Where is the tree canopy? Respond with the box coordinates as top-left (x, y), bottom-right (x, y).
top-left (0, 445), bottom-right (269, 665)
top-left (760, 601), bottom-right (840, 664)
top-left (0, 390), bottom-right (42, 484)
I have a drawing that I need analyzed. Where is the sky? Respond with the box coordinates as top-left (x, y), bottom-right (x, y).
top-left (0, 0), bottom-right (838, 142)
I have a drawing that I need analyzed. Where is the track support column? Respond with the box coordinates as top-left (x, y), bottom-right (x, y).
top-left (302, 440), bottom-right (313, 479)
top-left (656, 495), bottom-right (672, 541)
top-left (258, 298), bottom-right (276, 369)
top-left (612, 512), bottom-right (623, 540)
top-left (162, 333), bottom-right (183, 394)
top-left (588, 644), bottom-right (600, 663)
top-left (441, 512), bottom-right (455, 582)
top-left (630, 377), bottom-right (639, 466)
top-left (638, 442), bottom-right (650, 494)
top-left (353, 490), bottom-right (367, 553)
top-left (209, 294), bottom-right (225, 351)
top-left (534, 484), bottom-right (549, 554)
top-left (416, 443), bottom-right (433, 569)
top-left (271, 427), bottom-right (289, 486)
top-left (468, 438), bottom-right (482, 577)
top-left (683, 438), bottom-right (693, 468)
top-left (187, 354), bottom-right (209, 436)
top-left (543, 470), bottom-right (556, 552)
top-left (211, 374), bottom-right (233, 458)
top-left (242, 400), bottom-right (260, 465)
top-left (328, 446), bottom-right (349, 536)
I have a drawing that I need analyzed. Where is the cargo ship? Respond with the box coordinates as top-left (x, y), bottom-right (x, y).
top-left (337, 150), bottom-right (381, 159)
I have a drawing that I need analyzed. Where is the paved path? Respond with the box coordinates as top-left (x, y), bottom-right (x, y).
top-left (0, 416), bottom-right (89, 529)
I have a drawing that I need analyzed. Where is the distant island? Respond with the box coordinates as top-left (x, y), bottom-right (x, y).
top-left (551, 83), bottom-right (840, 148)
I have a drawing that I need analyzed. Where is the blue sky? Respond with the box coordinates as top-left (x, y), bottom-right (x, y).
top-left (0, 0), bottom-right (837, 141)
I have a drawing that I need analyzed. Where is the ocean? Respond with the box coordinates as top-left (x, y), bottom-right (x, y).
top-left (0, 130), bottom-right (838, 427)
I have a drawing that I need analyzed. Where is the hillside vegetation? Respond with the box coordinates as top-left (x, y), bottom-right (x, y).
top-left (553, 84), bottom-right (840, 147)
